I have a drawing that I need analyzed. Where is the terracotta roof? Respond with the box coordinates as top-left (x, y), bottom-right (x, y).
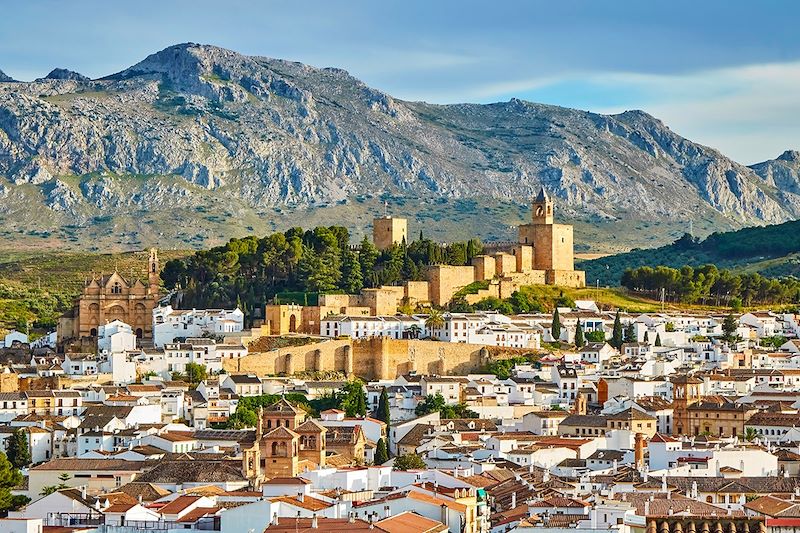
top-left (264, 518), bottom-right (386, 532)
top-left (158, 495), bottom-right (201, 516)
top-left (31, 459), bottom-right (145, 471)
top-left (270, 495), bottom-right (332, 511)
top-left (376, 511), bottom-right (447, 533)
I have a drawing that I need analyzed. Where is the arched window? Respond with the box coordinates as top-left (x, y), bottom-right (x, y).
top-left (111, 282), bottom-right (122, 294)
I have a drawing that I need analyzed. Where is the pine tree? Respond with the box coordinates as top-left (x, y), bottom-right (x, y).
top-left (358, 236), bottom-right (379, 287)
top-left (612, 310), bottom-right (623, 349)
top-left (574, 320), bottom-right (585, 348)
top-left (655, 333), bottom-right (662, 347)
top-left (376, 387), bottom-right (391, 427)
top-left (341, 249), bottom-right (364, 294)
top-left (6, 429), bottom-right (30, 469)
top-left (551, 308), bottom-right (562, 342)
top-left (418, 230), bottom-right (423, 242)
top-left (643, 331), bottom-right (649, 344)
top-left (722, 313), bottom-right (738, 342)
top-left (374, 438), bottom-right (389, 465)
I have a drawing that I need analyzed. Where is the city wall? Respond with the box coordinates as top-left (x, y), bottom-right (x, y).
top-left (224, 337), bottom-right (537, 380)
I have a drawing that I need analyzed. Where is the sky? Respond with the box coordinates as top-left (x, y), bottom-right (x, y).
top-left (1, 0), bottom-right (798, 164)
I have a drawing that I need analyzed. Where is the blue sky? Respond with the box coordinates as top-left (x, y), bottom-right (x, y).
top-left (1, 0), bottom-right (798, 164)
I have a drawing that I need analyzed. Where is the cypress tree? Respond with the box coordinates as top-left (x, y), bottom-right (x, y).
top-left (643, 331), bottom-right (649, 344)
top-left (574, 320), bottom-right (585, 348)
top-left (612, 310), bottom-right (623, 349)
top-left (551, 308), bottom-right (562, 342)
top-left (376, 387), bottom-right (391, 427)
top-left (375, 438), bottom-right (389, 465)
top-left (655, 333), bottom-right (662, 347)
top-left (6, 429), bottom-right (30, 469)
top-left (624, 322), bottom-right (636, 344)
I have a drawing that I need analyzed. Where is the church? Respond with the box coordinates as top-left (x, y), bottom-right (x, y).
top-left (57, 249), bottom-right (161, 343)
top-left (241, 398), bottom-right (327, 484)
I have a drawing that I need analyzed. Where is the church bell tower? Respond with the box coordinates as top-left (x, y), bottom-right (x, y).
top-left (532, 187), bottom-right (554, 225)
top-left (148, 248), bottom-right (160, 295)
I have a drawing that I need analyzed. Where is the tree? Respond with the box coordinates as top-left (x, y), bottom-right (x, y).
top-left (574, 320), bottom-right (585, 348)
top-left (359, 236), bottom-right (380, 287)
top-left (551, 308), bottom-right (561, 341)
top-left (340, 249), bottom-right (363, 294)
top-left (744, 427), bottom-right (758, 442)
top-left (586, 330), bottom-right (606, 343)
top-left (425, 310), bottom-right (445, 335)
top-left (643, 331), bottom-right (649, 344)
top-left (185, 363), bottom-right (208, 384)
top-left (227, 408), bottom-right (259, 429)
top-left (375, 387), bottom-right (391, 427)
top-left (722, 313), bottom-right (739, 342)
top-left (340, 380), bottom-right (367, 417)
top-left (655, 333), bottom-right (662, 347)
top-left (415, 393), bottom-right (446, 416)
top-left (393, 453), bottom-right (427, 470)
top-left (611, 310), bottom-right (623, 349)
top-left (624, 322), bottom-right (636, 344)
top-left (374, 438), bottom-right (389, 465)
top-left (0, 452), bottom-right (24, 512)
top-left (6, 429), bottom-right (30, 470)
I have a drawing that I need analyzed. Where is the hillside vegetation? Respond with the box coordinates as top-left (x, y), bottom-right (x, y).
top-left (583, 221), bottom-right (800, 286)
top-left (0, 249), bottom-right (188, 333)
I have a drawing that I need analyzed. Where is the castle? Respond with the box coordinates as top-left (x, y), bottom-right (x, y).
top-left (266, 189), bottom-right (585, 334)
top-left (57, 249), bottom-right (161, 343)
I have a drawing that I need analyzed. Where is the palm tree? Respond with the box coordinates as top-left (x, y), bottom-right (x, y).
top-left (408, 324), bottom-right (422, 339)
top-left (425, 310), bottom-right (445, 337)
top-left (744, 427), bottom-right (758, 442)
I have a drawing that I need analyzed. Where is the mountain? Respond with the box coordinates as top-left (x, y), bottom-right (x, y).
top-left (41, 68), bottom-right (90, 81)
top-left (0, 43), bottom-right (797, 252)
top-left (0, 69), bottom-right (15, 82)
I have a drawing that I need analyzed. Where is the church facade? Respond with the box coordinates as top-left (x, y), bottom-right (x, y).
top-left (58, 249), bottom-right (161, 343)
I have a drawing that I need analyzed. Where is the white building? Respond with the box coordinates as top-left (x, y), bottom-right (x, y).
top-left (152, 305), bottom-right (244, 348)
top-left (97, 320), bottom-right (137, 354)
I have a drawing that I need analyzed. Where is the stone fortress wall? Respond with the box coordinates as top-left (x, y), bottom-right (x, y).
top-left (263, 188), bottom-right (585, 335)
top-left (224, 336), bottom-right (537, 380)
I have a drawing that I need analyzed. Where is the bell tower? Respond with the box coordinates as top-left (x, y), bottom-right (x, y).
top-left (148, 248), bottom-right (160, 295)
top-left (532, 187), bottom-right (553, 225)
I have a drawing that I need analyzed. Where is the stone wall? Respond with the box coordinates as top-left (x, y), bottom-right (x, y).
top-left (471, 255), bottom-right (496, 282)
top-left (493, 253), bottom-right (516, 276)
top-left (225, 337), bottom-right (537, 380)
top-left (404, 281), bottom-right (431, 305)
top-left (425, 265), bottom-right (478, 306)
top-left (547, 269), bottom-right (586, 288)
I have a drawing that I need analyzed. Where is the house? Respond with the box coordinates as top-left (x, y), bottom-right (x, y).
top-left (579, 343), bottom-right (616, 365)
top-left (61, 353), bottom-right (99, 375)
top-left (97, 320), bottom-right (137, 354)
top-left (221, 374), bottom-right (262, 396)
top-left (152, 305), bottom-right (244, 348)
top-left (27, 458), bottom-right (146, 497)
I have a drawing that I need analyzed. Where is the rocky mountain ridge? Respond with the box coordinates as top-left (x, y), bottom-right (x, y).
top-left (0, 43), bottom-right (797, 251)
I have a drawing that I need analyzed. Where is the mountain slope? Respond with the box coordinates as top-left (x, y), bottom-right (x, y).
top-left (582, 220), bottom-right (800, 286)
top-left (0, 43), bottom-right (797, 251)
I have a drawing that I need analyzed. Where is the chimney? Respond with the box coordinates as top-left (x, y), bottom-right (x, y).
top-left (299, 491), bottom-right (304, 503)
top-left (384, 505), bottom-right (390, 518)
top-left (511, 492), bottom-right (517, 509)
top-left (81, 485), bottom-right (86, 500)
top-left (138, 494), bottom-right (143, 505)
top-left (272, 513), bottom-right (279, 525)
top-left (349, 512), bottom-right (355, 523)
top-left (644, 500), bottom-right (650, 516)
top-left (440, 503), bottom-right (449, 527)
top-left (311, 514), bottom-right (318, 529)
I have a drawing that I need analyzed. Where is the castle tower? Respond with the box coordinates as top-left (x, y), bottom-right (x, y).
top-left (373, 216), bottom-right (408, 250)
top-left (518, 187), bottom-right (576, 273)
top-left (148, 248), bottom-right (160, 295)
top-left (532, 187), bottom-right (554, 225)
